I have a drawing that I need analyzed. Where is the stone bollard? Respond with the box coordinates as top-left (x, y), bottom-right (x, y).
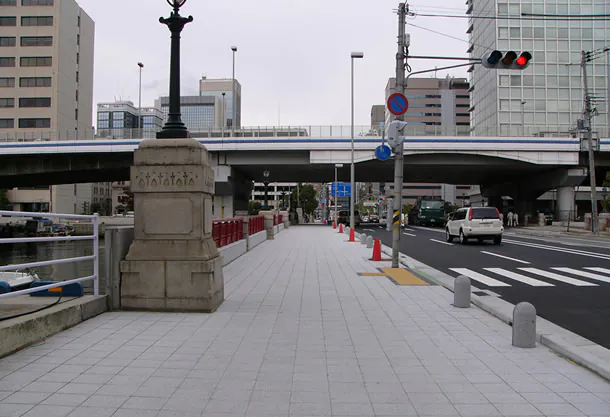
top-left (366, 236), bottom-right (374, 248)
top-left (360, 234), bottom-right (367, 245)
top-left (512, 302), bottom-right (536, 348)
top-left (453, 275), bottom-right (471, 308)
top-left (345, 226), bottom-right (350, 235)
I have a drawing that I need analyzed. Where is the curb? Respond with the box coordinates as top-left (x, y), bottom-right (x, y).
top-left (378, 244), bottom-right (610, 381)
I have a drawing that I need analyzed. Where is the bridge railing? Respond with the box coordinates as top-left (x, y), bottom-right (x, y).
top-left (212, 217), bottom-right (243, 248)
top-left (0, 210), bottom-right (99, 299)
top-left (3, 125), bottom-right (607, 142)
top-left (248, 215), bottom-right (265, 235)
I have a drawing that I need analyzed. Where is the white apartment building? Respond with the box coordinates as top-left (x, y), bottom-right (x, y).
top-left (0, 0), bottom-right (98, 214)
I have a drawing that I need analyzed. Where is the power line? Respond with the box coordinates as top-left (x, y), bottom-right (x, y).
top-left (407, 22), bottom-right (492, 52)
top-left (411, 12), bottom-right (610, 21)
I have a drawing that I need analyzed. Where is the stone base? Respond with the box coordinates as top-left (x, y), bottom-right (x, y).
top-left (120, 257), bottom-right (224, 313)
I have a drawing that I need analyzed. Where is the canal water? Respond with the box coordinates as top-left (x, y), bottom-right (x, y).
top-left (0, 239), bottom-right (106, 295)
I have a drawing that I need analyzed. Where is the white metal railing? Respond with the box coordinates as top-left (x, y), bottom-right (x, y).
top-left (0, 210), bottom-right (99, 299)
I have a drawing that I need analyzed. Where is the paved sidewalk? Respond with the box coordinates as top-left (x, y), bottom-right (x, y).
top-left (0, 226), bottom-right (608, 417)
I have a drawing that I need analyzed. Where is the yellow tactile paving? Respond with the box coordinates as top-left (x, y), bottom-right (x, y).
top-left (380, 268), bottom-right (430, 286)
top-left (360, 273), bottom-right (387, 277)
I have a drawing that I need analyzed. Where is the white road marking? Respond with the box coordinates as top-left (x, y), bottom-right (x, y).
top-left (403, 232), bottom-right (416, 237)
top-left (449, 268), bottom-right (511, 287)
top-left (518, 268), bottom-right (598, 286)
top-left (584, 267), bottom-right (610, 275)
top-left (403, 228), bottom-right (415, 232)
top-left (484, 268), bottom-right (554, 287)
top-left (364, 229), bottom-right (375, 232)
top-left (480, 251), bottom-right (530, 264)
top-left (503, 239), bottom-right (610, 260)
top-left (551, 267), bottom-right (610, 284)
top-left (430, 239), bottom-right (453, 246)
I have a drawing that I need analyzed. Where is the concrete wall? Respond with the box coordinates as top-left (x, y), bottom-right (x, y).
top-left (247, 230), bottom-right (266, 250)
top-left (219, 240), bottom-right (247, 266)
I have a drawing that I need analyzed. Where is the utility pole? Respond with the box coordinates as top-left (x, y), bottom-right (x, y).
top-left (391, 3), bottom-right (407, 268)
top-left (582, 50), bottom-right (598, 235)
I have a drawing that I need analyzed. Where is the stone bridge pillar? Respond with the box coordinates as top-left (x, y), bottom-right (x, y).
top-left (120, 139), bottom-right (224, 313)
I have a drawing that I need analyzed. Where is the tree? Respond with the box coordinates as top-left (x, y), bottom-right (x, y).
top-left (248, 201), bottom-right (262, 215)
top-left (0, 189), bottom-right (10, 210)
top-left (118, 187), bottom-right (134, 212)
top-left (290, 183), bottom-right (318, 215)
top-left (602, 172), bottom-right (610, 213)
top-left (90, 202), bottom-right (102, 215)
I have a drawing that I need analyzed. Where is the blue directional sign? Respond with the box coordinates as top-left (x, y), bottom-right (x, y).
top-left (331, 182), bottom-right (351, 197)
top-left (375, 144), bottom-right (392, 161)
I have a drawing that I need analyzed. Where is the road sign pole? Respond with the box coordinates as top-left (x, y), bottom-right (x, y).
top-left (392, 3), bottom-right (407, 269)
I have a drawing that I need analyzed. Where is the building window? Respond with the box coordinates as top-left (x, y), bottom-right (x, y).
top-left (21, 16), bottom-right (53, 26)
top-left (75, 71), bottom-right (79, 83)
top-left (0, 0), bottom-right (17, 5)
top-left (19, 97), bottom-right (51, 107)
top-left (0, 77), bottom-right (15, 87)
top-left (0, 37), bottom-right (16, 47)
top-left (0, 119), bottom-right (14, 128)
top-left (18, 118), bottom-right (50, 128)
top-left (19, 77), bottom-right (51, 87)
top-left (76, 52), bottom-right (79, 64)
top-left (22, 0), bottom-right (54, 5)
top-left (0, 17), bottom-right (16, 26)
top-left (0, 57), bottom-right (14, 68)
top-left (0, 98), bottom-right (14, 108)
top-left (20, 36), bottom-right (53, 47)
top-left (75, 90), bottom-right (78, 101)
top-left (75, 109), bottom-right (78, 120)
top-left (20, 56), bottom-right (52, 67)
top-left (76, 34), bottom-right (80, 45)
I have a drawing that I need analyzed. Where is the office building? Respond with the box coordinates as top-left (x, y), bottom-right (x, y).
top-left (155, 95), bottom-right (222, 132)
top-left (250, 183), bottom-right (297, 212)
top-left (385, 77), bottom-right (470, 134)
top-left (381, 77), bottom-right (472, 206)
top-left (97, 100), bottom-right (163, 139)
top-left (467, 0), bottom-right (609, 137)
top-left (199, 76), bottom-right (241, 129)
top-left (0, 0), bottom-right (97, 214)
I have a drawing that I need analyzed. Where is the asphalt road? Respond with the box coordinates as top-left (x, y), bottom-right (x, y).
top-left (355, 223), bottom-right (610, 350)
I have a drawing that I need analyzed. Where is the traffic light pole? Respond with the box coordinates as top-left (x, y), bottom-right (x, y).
top-left (582, 51), bottom-right (599, 236)
top-left (391, 3), bottom-right (407, 269)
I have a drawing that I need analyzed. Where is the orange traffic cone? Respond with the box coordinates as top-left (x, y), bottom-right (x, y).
top-left (371, 238), bottom-right (382, 261)
top-left (338, 223), bottom-right (343, 233)
top-left (349, 228), bottom-right (355, 242)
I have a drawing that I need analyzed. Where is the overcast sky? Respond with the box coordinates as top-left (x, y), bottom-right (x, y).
top-left (78, 0), bottom-right (468, 127)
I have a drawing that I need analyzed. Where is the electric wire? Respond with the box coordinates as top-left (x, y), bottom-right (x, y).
top-left (411, 12), bottom-right (610, 21)
top-left (0, 293), bottom-right (63, 322)
top-left (407, 22), bottom-right (493, 52)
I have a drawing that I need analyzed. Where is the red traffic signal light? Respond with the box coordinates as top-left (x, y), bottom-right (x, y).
top-left (482, 50), bottom-right (532, 70)
top-left (516, 52), bottom-right (532, 68)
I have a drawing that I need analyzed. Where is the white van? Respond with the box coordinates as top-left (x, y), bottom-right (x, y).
top-left (446, 207), bottom-right (503, 245)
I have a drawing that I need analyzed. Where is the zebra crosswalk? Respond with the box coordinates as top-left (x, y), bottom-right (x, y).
top-left (449, 266), bottom-right (608, 287)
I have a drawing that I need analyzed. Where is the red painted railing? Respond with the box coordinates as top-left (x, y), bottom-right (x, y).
top-left (248, 215), bottom-right (264, 235)
top-left (212, 217), bottom-right (243, 248)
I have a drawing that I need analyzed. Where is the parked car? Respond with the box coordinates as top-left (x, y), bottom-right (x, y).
top-left (446, 207), bottom-right (503, 245)
top-left (369, 214), bottom-right (379, 223)
top-left (336, 210), bottom-right (361, 227)
top-left (362, 215), bottom-right (370, 223)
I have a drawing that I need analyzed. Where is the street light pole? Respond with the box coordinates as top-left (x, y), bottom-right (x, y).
top-left (221, 92), bottom-right (225, 138)
top-left (335, 163), bottom-right (343, 226)
top-left (231, 46), bottom-right (237, 138)
top-left (157, 0), bottom-right (193, 139)
top-left (350, 52), bottom-right (364, 230)
top-left (137, 62), bottom-right (143, 136)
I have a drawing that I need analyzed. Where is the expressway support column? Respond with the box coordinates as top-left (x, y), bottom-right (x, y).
top-left (556, 186), bottom-right (575, 222)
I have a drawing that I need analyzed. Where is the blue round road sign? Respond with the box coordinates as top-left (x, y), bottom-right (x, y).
top-left (387, 93), bottom-right (409, 116)
top-left (375, 145), bottom-right (392, 161)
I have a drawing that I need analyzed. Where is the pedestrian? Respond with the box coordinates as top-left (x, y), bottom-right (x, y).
top-left (514, 212), bottom-right (519, 227)
top-left (507, 211), bottom-right (514, 227)
top-left (500, 212), bottom-right (504, 225)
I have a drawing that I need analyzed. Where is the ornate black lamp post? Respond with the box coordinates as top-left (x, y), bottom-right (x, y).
top-left (157, 0), bottom-right (193, 139)
top-left (263, 170), bottom-right (270, 210)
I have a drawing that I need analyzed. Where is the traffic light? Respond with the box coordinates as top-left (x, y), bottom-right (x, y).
top-left (482, 51), bottom-right (532, 69)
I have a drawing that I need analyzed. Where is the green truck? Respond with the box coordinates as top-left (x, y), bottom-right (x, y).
top-left (407, 197), bottom-right (445, 227)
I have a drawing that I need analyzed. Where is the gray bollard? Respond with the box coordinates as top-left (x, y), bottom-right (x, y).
top-left (360, 234), bottom-right (367, 245)
top-left (453, 275), bottom-right (471, 308)
top-left (512, 302), bottom-right (536, 348)
top-left (345, 226), bottom-right (350, 235)
top-left (366, 236), bottom-right (374, 248)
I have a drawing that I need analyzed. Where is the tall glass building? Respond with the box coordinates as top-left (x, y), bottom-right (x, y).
top-left (467, 0), bottom-right (609, 137)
